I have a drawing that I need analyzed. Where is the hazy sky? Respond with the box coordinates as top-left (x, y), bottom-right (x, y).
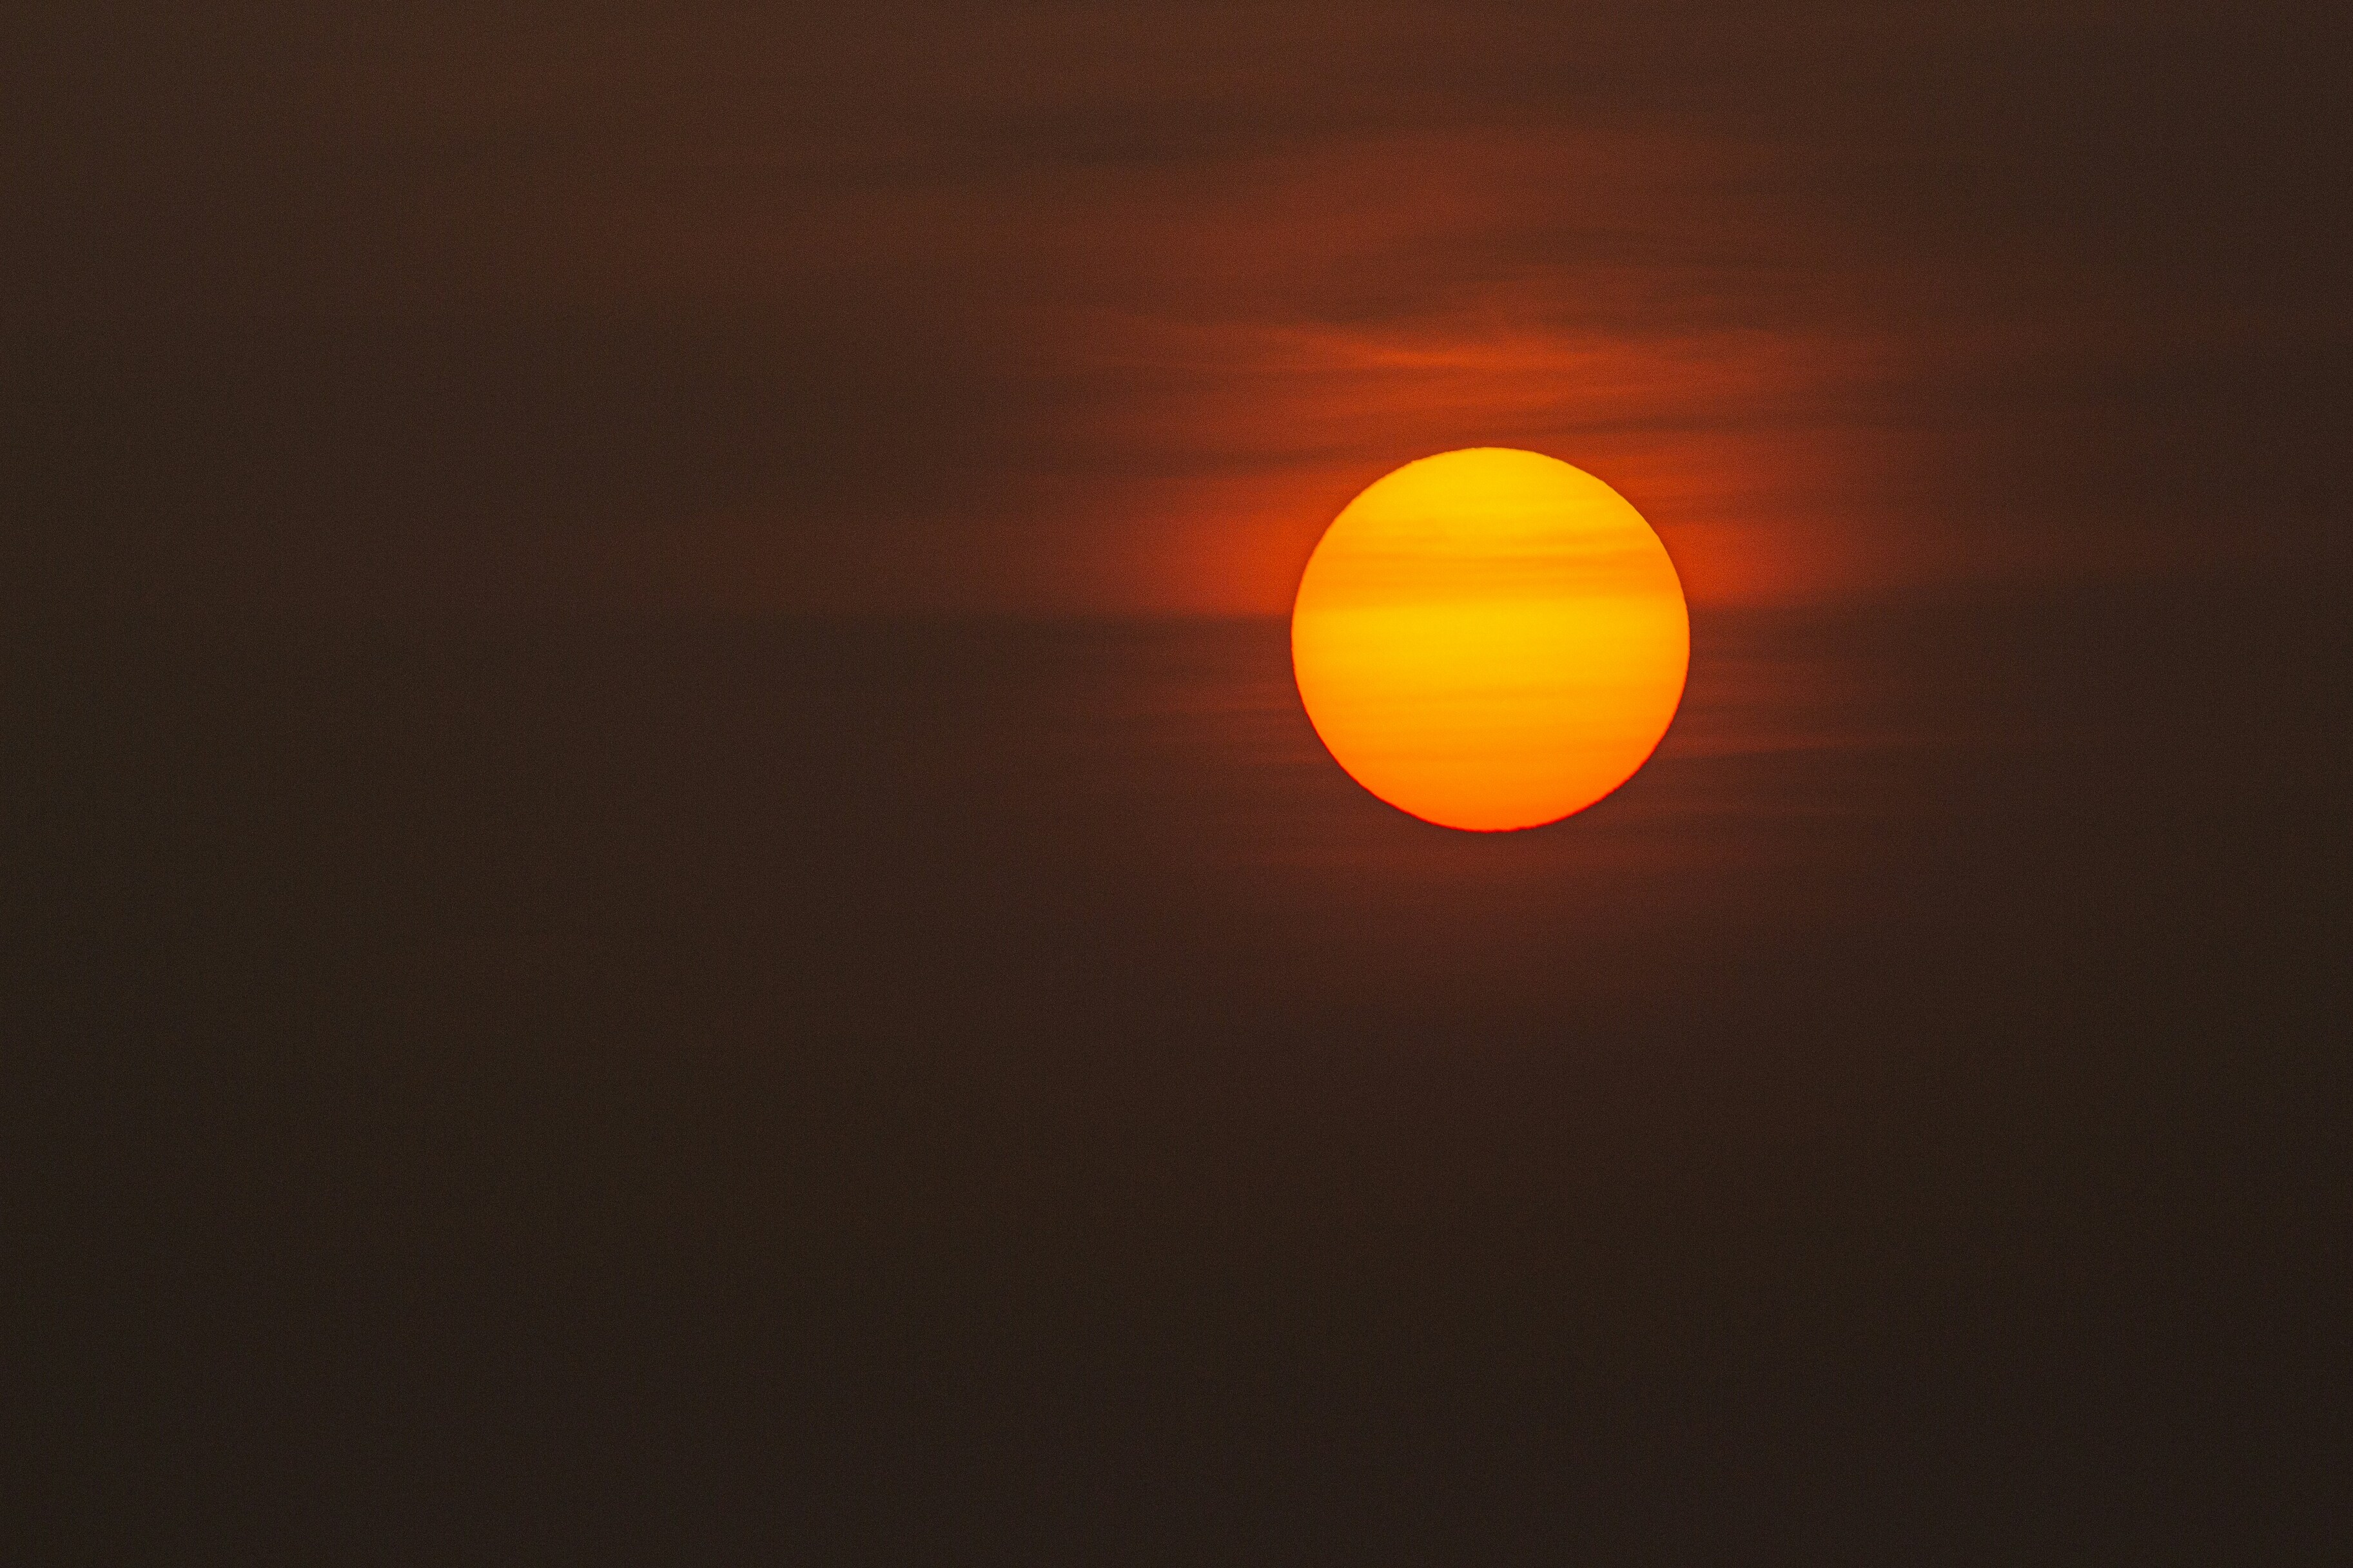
top-left (10, 2), bottom-right (2343, 617)
top-left (13, 12), bottom-right (2347, 1558)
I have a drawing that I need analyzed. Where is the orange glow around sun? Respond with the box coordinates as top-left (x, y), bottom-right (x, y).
top-left (1291, 448), bottom-right (1690, 831)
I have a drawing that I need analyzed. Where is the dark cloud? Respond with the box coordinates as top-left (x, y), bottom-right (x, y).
top-left (6, 1), bottom-right (2343, 617)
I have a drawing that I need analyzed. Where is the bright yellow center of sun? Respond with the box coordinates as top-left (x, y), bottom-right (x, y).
top-left (1291, 448), bottom-right (1690, 832)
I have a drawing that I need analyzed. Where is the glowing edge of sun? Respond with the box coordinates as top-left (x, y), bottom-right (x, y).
top-left (1290, 448), bottom-right (1691, 832)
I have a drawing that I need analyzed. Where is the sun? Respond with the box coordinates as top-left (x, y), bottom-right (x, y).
top-left (1290, 448), bottom-right (1690, 832)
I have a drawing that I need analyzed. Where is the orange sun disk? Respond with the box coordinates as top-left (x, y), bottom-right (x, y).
top-left (1291, 448), bottom-right (1690, 831)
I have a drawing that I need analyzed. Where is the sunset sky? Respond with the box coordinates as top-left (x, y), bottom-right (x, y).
top-left (12, 2), bottom-right (2341, 619)
top-left (10, 6), bottom-right (2345, 1564)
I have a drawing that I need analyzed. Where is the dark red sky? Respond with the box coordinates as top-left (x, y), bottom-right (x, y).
top-left (12, 10), bottom-right (2347, 1560)
top-left (9, 2), bottom-right (2343, 616)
